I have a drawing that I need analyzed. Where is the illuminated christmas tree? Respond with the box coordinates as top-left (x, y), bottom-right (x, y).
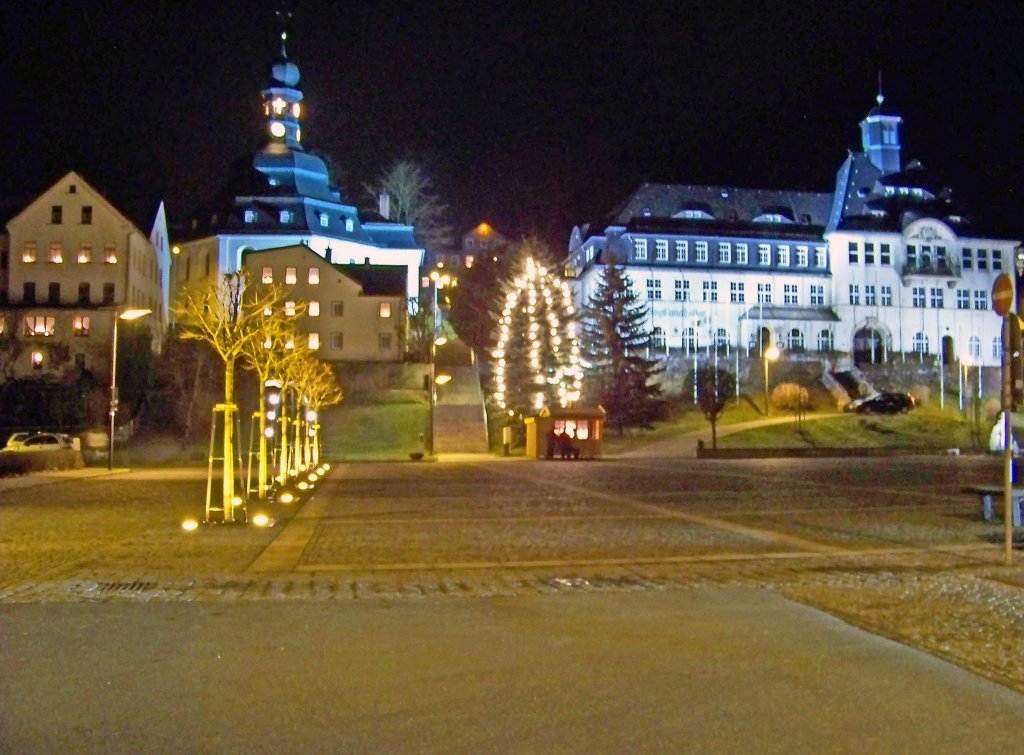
top-left (490, 241), bottom-right (583, 419)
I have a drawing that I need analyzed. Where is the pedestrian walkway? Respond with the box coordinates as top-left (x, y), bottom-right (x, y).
top-left (0, 467), bottom-right (128, 494)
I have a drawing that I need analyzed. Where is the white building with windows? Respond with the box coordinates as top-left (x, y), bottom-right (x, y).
top-left (565, 95), bottom-right (1021, 368)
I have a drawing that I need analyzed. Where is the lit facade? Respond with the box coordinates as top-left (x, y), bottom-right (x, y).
top-left (566, 96), bottom-right (1022, 368)
top-left (0, 171), bottom-right (165, 380)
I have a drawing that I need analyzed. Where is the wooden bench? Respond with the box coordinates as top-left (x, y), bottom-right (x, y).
top-left (961, 484), bottom-right (1024, 525)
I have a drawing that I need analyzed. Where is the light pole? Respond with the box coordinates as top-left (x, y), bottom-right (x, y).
top-left (763, 344), bottom-right (780, 416)
top-left (429, 336), bottom-right (447, 455)
top-left (109, 308), bottom-right (152, 470)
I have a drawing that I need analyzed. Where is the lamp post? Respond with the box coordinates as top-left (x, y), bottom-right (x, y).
top-left (429, 336), bottom-right (447, 455)
top-left (109, 308), bottom-right (152, 470)
top-left (763, 344), bottom-right (780, 416)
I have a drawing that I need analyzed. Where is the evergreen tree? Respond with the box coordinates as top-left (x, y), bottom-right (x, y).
top-left (490, 239), bottom-right (583, 421)
top-left (579, 258), bottom-right (665, 434)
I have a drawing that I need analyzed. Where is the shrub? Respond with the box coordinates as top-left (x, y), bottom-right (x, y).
top-left (909, 384), bottom-right (931, 405)
top-left (0, 449), bottom-right (84, 478)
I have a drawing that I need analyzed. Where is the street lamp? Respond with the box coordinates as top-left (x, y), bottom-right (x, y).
top-left (763, 344), bottom-right (780, 416)
top-left (109, 308), bottom-right (152, 470)
top-left (429, 335), bottom-right (448, 455)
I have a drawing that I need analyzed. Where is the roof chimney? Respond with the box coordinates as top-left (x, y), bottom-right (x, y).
top-left (378, 192), bottom-right (390, 220)
top-left (364, 257), bottom-right (370, 265)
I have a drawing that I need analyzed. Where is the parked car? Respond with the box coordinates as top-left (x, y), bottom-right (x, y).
top-left (851, 391), bottom-right (915, 415)
top-left (3, 432), bottom-right (36, 450)
top-left (0, 432), bottom-right (74, 452)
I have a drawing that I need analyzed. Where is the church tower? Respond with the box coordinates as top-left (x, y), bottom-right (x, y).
top-left (859, 89), bottom-right (902, 175)
top-left (261, 31), bottom-right (303, 148)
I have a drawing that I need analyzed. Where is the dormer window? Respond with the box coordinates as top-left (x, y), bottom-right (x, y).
top-left (753, 213), bottom-right (791, 224)
top-left (319, 213), bottom-right (329, 228)
top-left (244, 210), bottom-right (256, 224)
top-left (345, 218), bottom-right (354, 232)
top-left (678, 209), bottom-right (711, 220)
top-left (279, 210), bottom-right (291, 224)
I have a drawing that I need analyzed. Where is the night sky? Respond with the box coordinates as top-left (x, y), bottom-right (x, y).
top-left (2, 1), bottom-right (1021, 251)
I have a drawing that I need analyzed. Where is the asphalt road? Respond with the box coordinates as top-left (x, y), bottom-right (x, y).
top-left (4, 588), bottom-right (1024, 754)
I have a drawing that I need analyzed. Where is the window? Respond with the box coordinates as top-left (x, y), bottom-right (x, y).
top-left (49, 242), bottom-right (63, 263)
top-left (102, 283), bottom-right (115, 304)
top-left (308, 267), bottom-right (320, 284)
top-left (78, 283), bottom-right (90, 304)
top-left (319, 213), bottom-right (329, 228)
top-left (24, 316), bottom-right (55, 336)
top-left (345, 218), bottom-right (354, 232)
top-left (652, 327), bottom-right (665, 348)
top-left (993, 250), bottom-right (1003, 271)
top-left (913, 333), bottom-right (929, 354)
top-left (308, 332), bottom-right (320, 350)
top-left (675, 240), bottom-right (688, 261)
top-left (675, 279), bottom-right (689, 301)
top-left (969, 336), bottom-right (981, 359)
top-left (814, 246), bottom-right (827, 268)
top-left (22, 242), bottom-right (37, 263)
top-left (777, 245), bottom-right (790, 266)
top-left (244, 209), bottom-right (256, 224)
top-left (795, 246), bottom-right (808, 267)
top-left (881, 286), bottom-right (893, 307)
top-left (48, 282), bottom-right (60, 304)
top-left (655, 239), bottom-right (668, 261)
top-left (849, 284), bottom-right (860, 305)
top-left (717, 242), bottom-right (731, 264)
top-left (331, 301), bottom-right (343, 317)
top-left (817, 329), bottom-right (834, 352)
top-left (757, 282), bottom-right (772, 303)
top-left (736, 243), bottom-right (748, 264)
top-left (730, 281), bottom-right (745, 303)
top-left (279, 210), bottom-right (291, 224)
top-left (379, 333), bottom-right (393, 350)
top-left (957, 290), bottom-right (970, 309)
top-left (788, 328), bottom-right (805, 350)
top-left (974, 290), bottom-right (987, 310)
top-left (261, 266), bottom-right (273, 284)
top-left (695, 241), bottom-right (708, 262)
top-left (912, 287), bottom-right (926, 308)
top-left (331, 332), bottom-right (343, 350)
top-left (702, 280), bottom-right (718, 302)
top-left (379, 302), bottom-right (392, 318)
top-left (308, 301), bottom-right (320, 317)
top-left (907, 244), bottom-right (918, 267)
top-left (715, 328), bottom-right (729, 350)
top-left (810, 285), bottom-right (824, 305)
top-left (994, 337), bottom-right (1003, 360)
top-left (758, 244), bottom-right (770, 265)
top-left (633, 238), bottom-right (648, 260)
top-left (848, 241), bottom-right (859, 263)
top-left (72, 315), bottom-right (90, 336)
top-left (783, 284), bottom-right (798, 305)
top-left (646, 279), bottom-right (662, 300)
top-left (51, 206), bottom-right (62, 224)
top-left (683, 327), bottom-right (698, 351)
top-left (285, 301), bottom-right (296, 316)
top-left (81, 206), bottom-right (92, 224)
top-left (977, 249), bottom-right (988, 271)
top-left (880, 244), bottom-right (891, 265)
top-left (285, 267), bottom-right (297, 284)
top-left (962, 248), bottom-right (973, 270)
top-left (78, 244), bottom-right (91, 264)
top-left (930, 287), bottom-right (944, 308)
top-left (103, 244), bottom-right (117, 264)
top-left (864, 243), bottom-right (875, 264)
top-left (23, 282), bottom-right (36, 303)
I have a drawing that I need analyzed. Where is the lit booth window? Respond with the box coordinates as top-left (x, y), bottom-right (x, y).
top-left (524, 406), bottom-right (606, 460)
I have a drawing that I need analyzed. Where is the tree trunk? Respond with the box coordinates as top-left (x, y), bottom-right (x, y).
top-left (223, 357), bottom-right (236, 521)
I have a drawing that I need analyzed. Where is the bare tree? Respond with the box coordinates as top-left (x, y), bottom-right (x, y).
top-left (365, 159), bottom-right (454, 255)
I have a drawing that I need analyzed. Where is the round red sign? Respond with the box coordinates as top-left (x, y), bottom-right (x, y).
top-left (993, 274), bottom-right (1014, 316)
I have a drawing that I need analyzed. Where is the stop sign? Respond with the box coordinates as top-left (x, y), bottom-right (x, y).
top-left (993, 273), bottom-right (1014, 316)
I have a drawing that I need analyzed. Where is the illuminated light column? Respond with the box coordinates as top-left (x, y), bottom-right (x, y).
top-left (109, 308), bottom-right (151, 470)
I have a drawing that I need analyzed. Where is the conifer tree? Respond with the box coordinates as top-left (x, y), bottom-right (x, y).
top-left (490, 239), bottom-right (583, 421)
top-left (579, 257), bottom-right (664, 434)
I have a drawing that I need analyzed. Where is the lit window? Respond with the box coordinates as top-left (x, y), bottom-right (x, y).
top-left (24, 316), bottom-right (56, 336)
top-left (244, 210), bottom-right (256, 224)
top-left (0, 316), bottom-right (5, 335)
top-left (22, 243), bottom-right (37, 263)
top-left (345, 218), bottom-right (354, 232)
top-left (308, 267), bottom-right (320, 284)
top-left (272, 97), bottom-right (286, 114)
top-left (285, 267), bottom-right (297, 284)
top-left (280, 210), bottom-right (291, 224)
top-left (309, 301), bottom-right (320, 317)
top-left (262, 267), bottom-right (273, 284)
top-left (308, 332), bottom-right (320, 350)
top-left (104, 244), bottom-right (117, 264)
top-left (50, 242), bottom-right (63, 263)
top-left (285, 301), bottom-right (296, 316)
top-left (379, 302), bottom-right (392, 318)
top-left (78, 245), bottom-right (92, 263)
top-left (72, 316), bottom-right (90, 336)
top-left (292, 103), bottom-right (301, 118)
top-left (32, 351), bottom-right (43, 370)
top-left (319, 214), bottom-right (329, 228)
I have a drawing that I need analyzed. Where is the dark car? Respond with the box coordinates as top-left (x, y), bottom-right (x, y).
top-left (853, 391), bottom-right (915, 414)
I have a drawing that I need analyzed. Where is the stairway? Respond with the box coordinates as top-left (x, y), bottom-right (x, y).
top-left (432, 342), bottom-right (490, 454)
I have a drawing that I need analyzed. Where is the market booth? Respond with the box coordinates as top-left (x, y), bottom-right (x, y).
top-left (524, 406), bottom-right (606, 459)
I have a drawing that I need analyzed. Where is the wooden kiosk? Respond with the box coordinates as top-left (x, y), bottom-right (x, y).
top-left (524, 406), bottom-right (606, 460)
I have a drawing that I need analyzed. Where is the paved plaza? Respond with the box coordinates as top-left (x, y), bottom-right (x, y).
top-left (3, 454), bottom-right (1024, 751)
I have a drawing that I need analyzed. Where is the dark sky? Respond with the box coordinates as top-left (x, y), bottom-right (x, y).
top-left (2, 0), bottom-right (1021, 251)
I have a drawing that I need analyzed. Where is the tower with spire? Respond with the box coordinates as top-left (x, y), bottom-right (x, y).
top-left (858, 80), bottom-right (903, 175)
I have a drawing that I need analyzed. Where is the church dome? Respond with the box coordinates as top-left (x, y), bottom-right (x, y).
top-left (270, 58), bottom-right (300, 88)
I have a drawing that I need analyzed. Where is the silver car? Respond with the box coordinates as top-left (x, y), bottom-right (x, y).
top-left (1, 433), bottom-right (74, 452)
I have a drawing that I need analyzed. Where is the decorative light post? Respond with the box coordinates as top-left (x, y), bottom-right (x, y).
top-left (429, 335), bottom-right (447, 455)
top-left (763, 344), bottom-right (780, 416)
top-left (109, 308), bottom-right (151, 470)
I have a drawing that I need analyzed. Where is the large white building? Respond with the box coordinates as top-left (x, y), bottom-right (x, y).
top-left (173, 34), bottom-right (424, 310)
top-left (565, 95), bottom-right (1022, 369)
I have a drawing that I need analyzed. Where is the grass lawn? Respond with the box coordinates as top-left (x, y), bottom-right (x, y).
top-left (320, 397), bottom-right (428, 461)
